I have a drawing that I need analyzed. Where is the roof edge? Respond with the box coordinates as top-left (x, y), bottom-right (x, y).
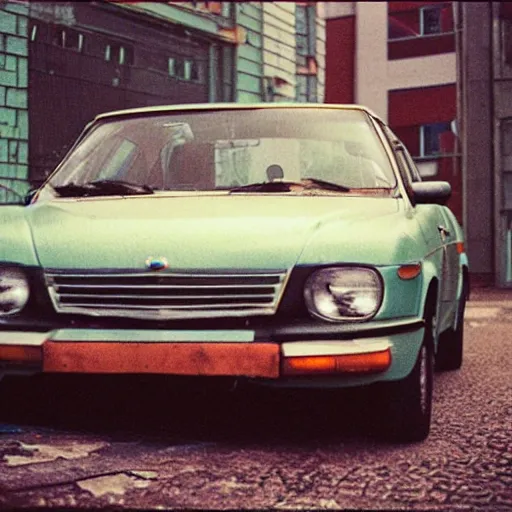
top-left (93, 103), bottom-right (381, 123)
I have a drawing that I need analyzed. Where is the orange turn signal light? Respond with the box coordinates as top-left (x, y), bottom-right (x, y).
top-left (282, 349), bottom-right (392, 376)
top-left (0, 345), bottom-right (42, 363)
top-left (397, 263), bottom-right (422, 280)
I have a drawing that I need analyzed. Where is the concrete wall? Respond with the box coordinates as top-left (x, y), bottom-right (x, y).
top-left (354, 2), bottom-right (388, 119)
top-left (490, 2), bottom-right (512, 286)
top-left (461, 2), bottom-right (494, 279)
top-left (323, 2), bottom-right (355, 19)
top-left (0, 1), bottom-right (30, 200)
top-left (387, 53), bottom-right (456, 90)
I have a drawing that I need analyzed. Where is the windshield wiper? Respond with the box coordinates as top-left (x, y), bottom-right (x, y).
top-left (228, 179), bottom-right (351, 194)
top-left (54, 179), bottom-right (154, 198)
top-left (300, 177), bottom-right (351, 192)
top-left (228, 181), bottom-right (297, 193)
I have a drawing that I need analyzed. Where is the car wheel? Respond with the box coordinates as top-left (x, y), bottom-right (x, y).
top-left (380, 299), bottom-right (435, 443)
top-left (436, 281), bottom-right (467, 372)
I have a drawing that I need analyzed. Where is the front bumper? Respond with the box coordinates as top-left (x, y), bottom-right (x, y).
top-left (0, 319), bottom-right (425, 388)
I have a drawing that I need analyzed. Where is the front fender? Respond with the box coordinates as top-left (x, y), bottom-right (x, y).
top-left (0, 206), bottom-right (40, 266)
top-left (418, 254), bottom-right (443, 346)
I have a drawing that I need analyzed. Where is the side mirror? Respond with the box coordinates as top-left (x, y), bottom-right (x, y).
top-left (411, 181), bottom-right (451, 205)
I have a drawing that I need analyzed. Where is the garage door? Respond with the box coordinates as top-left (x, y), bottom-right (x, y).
top-left (28, 3), bottom-right (213, 184)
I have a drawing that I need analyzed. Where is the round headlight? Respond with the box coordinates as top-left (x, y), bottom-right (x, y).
top-left (304, 267), bottom-right (383, 322)
top-left (0, 267), bottom-right (30, 316)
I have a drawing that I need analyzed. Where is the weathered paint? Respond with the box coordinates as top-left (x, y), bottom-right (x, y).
top-left (0, 1), bottom-right (30, 201)
top-left (262, 2), bottom-right (296, 101)
top-left (315, 10), bottom-right (326, 103)
top-left (43, 341), bottom-right (281, 378)
top-left (235, 2), bottom-right (263, 103)
top-left (112, 2), bottom-right (228, 42)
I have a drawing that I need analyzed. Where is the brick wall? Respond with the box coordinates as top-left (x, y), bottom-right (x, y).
top-left (0, 1), bottom-right (29, 203)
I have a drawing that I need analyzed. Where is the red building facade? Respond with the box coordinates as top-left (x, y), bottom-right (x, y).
top-left (324, 1), bottom-right (461, 223)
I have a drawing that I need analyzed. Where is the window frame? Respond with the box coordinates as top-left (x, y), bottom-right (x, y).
top-left (419, 5), bottom-right (443, 36)
top-left (419, 121), bottom-right (453, 158)
top-left (388, 2), bottom-right (454, 42)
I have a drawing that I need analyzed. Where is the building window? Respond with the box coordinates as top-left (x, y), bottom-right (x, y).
top-left (52, 26), bottom-right (84, 52)
top-left (420, 122), bottom-right (453, 157)
top-left (420, 6), bottom-right (442, 35)
top-left (295, 74), bottom-right (317, 103)
top-left (184, 60), bottom-right (193, 80)
top-left (388, 3), bottom-right (454, 41)
top-left (171, 58), bottom-right (202, 82)
top-left (30, 24), bottom-right (38, 42)
top-left (295, 2), bottom-right (317, 103)
top-left (296, 4), bottom-right (316, 66)
top-left (168, 57), bottom-right (176, 77)
top-left (296, 75), bottom-right (307, 102)
top-left (105, 43), bottom-right (134, 66)
top-left (502, 17), bottom-right (512, 67)
top-left (187, 60), bottom-right (201, 81)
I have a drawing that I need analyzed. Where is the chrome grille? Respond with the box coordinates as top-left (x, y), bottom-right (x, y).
top-left (45, 270), bottom-right (289, 320)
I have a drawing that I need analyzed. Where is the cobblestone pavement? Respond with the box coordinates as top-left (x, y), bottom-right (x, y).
top-left (0, 293), bottom-right (511, 510)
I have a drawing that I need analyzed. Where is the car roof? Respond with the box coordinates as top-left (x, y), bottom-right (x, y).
top-left (92, 103), bottom-right (384, 125)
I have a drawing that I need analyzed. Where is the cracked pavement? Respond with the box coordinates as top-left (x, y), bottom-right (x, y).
top-left (0, 292), bottom-right (511, 510)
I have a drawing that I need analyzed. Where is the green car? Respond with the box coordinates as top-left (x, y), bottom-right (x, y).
top-left (0, 104), bottom-right (468, 442)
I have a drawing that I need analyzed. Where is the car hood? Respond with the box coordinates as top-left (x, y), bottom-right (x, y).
top-left (24, 194), bottom-right (405, 270)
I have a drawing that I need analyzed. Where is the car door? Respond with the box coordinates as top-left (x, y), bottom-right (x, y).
top-left (399, 146), bottom-right (459, 329)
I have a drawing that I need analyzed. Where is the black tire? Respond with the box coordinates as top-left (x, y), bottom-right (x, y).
top-left (380, 298), bottom-right (435, 443)
top-left (436, 281), bottom-right (467, 372)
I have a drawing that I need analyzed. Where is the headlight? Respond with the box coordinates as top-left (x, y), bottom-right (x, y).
top-left (304, 267), bottom-right (382, 322)
top-left (0, 267), bottom-right (30, 316)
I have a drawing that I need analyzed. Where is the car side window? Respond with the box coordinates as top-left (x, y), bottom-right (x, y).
top-left (394, 148), bottom-right (415, 195)
top-left (401, 145), bottom-right (422, 183)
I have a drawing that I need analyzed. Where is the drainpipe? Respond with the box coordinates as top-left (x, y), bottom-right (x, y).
top-left (208, 43), bottom-right (218, 103)
top-left (490, 3), bottom-right (498, 285)
top-left (454, 1), bottom-right (462, 195)
top-left (457, 3), bottom-right (468, 236)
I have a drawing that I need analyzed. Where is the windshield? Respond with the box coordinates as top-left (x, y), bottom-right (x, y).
top-left (43, 108), bottom-right (397, 197)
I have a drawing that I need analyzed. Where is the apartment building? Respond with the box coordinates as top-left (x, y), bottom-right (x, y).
top-left (460, 2), bottom-right (512, 287)
top-left (324, 1), bottom-right (461, 224)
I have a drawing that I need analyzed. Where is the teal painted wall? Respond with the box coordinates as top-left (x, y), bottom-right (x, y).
top-left (0, 1), bottom-right (29, 202)
top-left (235, 1), bottom-right (326, 104)
top-left (262, 2), bottom-right (297, 101)
top-left (235, 2), bottom-right (263, 103)
top-left (316, 6), bottom-right (326, 103)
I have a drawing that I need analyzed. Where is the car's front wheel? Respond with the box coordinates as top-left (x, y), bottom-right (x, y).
top-left (380, 300), bottom-right (435, 443)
